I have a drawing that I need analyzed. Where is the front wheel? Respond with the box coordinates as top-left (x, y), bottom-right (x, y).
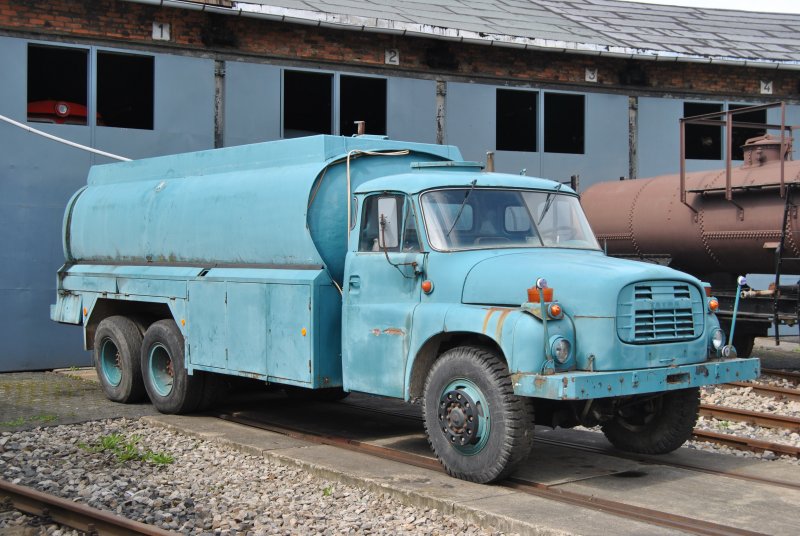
top-left (423, 346), bottom-right (534, 484)
top-left (141, 320), bottom-right (202, 414)
top-left (600, 387), bottom-right (700, 454)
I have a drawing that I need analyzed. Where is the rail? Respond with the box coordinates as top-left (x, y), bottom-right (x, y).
top-left (0, 479), bottom-right (172, 536)
top-left (699, 403), bottom-right (800, 432)
top-left (215, 410), bottom-right (773, 536)
top-left (723, 381), bottom-right (800, 401)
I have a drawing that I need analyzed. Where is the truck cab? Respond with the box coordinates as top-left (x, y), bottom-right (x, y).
top-left (344, 163), bottom-right (756, 482)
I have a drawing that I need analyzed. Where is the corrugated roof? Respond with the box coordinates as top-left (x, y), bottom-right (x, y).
top-left (226, 0), bottom-right (800, 68)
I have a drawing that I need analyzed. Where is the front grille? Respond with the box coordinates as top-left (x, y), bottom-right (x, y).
top-left (617, 282), bottom-right (703, 343)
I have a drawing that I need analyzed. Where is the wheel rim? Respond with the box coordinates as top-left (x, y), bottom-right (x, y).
top-left (148, 343), bottom-right (174, 397)
top-left (99, 338), bottom-right (122, 387)
top-left (437, 378), bottom-right (490, 455)
top-left (615, 395), bottom-right (663, 432)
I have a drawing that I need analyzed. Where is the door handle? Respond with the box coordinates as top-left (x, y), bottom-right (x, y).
top-left (348, 275), bottom-right (361, 290)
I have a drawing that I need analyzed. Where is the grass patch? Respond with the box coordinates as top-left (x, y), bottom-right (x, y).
top-left (78, 433), bottom-right (175, 465)
top-left (0, 414), bottom-right (57, 427)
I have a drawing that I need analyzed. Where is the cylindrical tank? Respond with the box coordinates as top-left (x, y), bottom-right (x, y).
top-left (64, 135), bottom-right (459, 283)
top-left (582, 136), bottom-right (800, 277)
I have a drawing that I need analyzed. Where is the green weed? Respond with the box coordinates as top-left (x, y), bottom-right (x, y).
top-left (0, 414), bottom-right (57, 427)
top-left (78, 433), bottom-right (174, 465)
top-left (322, 486), bottom-right (333, 497)
top-left (0, 417), bottom-right (25, 427)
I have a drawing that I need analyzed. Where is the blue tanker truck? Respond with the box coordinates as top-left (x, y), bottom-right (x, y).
top-left (52, 134), bottom-right (759, 483)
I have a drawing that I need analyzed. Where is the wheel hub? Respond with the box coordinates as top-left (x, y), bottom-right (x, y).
top-left (439, 389), bottom-right (479, 446)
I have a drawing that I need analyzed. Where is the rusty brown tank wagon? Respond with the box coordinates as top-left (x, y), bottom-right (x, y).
top-left (582, 103), bottom-right (800, 357)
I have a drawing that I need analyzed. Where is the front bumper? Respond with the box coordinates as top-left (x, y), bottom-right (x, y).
top-left (511, 357), bottom-right (759, 400)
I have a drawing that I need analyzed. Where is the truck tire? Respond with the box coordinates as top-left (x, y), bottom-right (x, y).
top-left (600, 387), bottom-right (700, 454)
top-left (423, 346), bottom-right (534, 483)
top-left (196, 372), bottom-right (230, 411)
top-left (141, 320), bottom-right (202, 414)
top-left (284, 385), bottom-right (349, 402)
top-left (732, 333), bottom-right (755, 359)
top-left (93, 316), bottom-right (146, 403)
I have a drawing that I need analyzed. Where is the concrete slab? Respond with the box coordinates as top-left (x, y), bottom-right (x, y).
top-left (143, 414), bottom-right (683, 535)
top-left (561, 463), bottom-right (800, 535)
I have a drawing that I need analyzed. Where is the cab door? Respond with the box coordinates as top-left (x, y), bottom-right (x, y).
top-left (342, 193), bottom-right (424, 397)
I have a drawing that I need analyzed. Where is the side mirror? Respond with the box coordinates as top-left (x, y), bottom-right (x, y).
top-left (377, 197), bottom-right (399, 249)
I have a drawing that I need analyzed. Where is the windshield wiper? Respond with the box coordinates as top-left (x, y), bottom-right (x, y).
top-left (537, 183), bottom-right (562, 225)
top-left (446, 179), bottom-right (477, 237)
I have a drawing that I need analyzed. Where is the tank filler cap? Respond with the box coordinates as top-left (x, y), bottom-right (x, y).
top-left (741, 134), bottom-right (792, 168)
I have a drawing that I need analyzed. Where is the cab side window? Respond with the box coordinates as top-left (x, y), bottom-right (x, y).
top-left (358, 195), bottom-right (420, 252)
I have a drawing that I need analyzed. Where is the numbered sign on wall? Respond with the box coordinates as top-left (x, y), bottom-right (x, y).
top-left (153, 22), bottom-right (171, 41)
top-left (385, 49), bottom-right (399, 66)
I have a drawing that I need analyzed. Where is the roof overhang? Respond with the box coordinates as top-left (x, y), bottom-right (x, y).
top-left (122, 0), bottom-right (800, 71)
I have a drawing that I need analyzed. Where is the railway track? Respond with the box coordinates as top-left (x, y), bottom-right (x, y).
top-left (723, 381), bottom-right (800, 401)
top-left (699, 403), bottom-right (800, 432)
top-left (216, 410), bottom-right (773, 536)
top-left (761, 368), bottom-right (800, 383)
top-left (0, 479), bottom-right (171, 536)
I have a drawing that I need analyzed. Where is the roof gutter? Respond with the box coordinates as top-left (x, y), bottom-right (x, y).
top-left (121, 0), bottom-right (800, 71)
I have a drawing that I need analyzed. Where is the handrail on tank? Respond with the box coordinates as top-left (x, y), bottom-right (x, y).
top-left (679, 102), bottom-right (795, 209)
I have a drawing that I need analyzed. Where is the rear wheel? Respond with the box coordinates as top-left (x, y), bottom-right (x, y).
top-left (141, 320), bottom-right (202, 414)
top-left (423, 346), bottom-right (534, 483)
top-left (600, 387), bottom-right (700, 454)
top-left (93, 316), bottom-right (146, 403)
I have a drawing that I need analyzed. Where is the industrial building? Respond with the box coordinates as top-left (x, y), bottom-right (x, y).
top-left (1, 0), bottom-right (799, 370)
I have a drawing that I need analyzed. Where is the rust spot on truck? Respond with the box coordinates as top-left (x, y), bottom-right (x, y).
top-left (383, 328), bottom-right (405, 336)
top-left (482, 307), bottom-right (513, 335)
top-left (495, 309), bottom-right (513, 342)
top-left (371, 328), bottom-right (405, 337)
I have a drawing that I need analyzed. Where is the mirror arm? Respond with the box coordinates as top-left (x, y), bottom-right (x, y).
top-left (380, 216), bottom-right (419, 279)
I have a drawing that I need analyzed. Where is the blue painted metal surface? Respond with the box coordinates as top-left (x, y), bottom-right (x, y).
top-left (512, 359), bottom-right (761, 400)
top-left (66, 135), bottom-right (460, 284)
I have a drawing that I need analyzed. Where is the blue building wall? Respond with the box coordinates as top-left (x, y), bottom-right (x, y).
top-left (0, 36), bottom-right (214, 371)
top-left (2, 32), bottom-right (798, 370)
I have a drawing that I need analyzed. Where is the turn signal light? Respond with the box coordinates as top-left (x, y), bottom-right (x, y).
top-left (527, 287), bottom-right (554, 302)
top-left (421, 280), bottom-right (434, 294)
top-left (708, 298), bottom-right (719, 312)
top-left (548, 303), bottom-right (562, 318)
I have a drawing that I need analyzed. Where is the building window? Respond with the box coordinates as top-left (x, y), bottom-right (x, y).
top-left (684, 102), bottom-right (722, 160)
top-left (496, 89), bottom-right (537, 152)
top-left (730, 104), bottom-right (767, 160)
top-left (283, 70), bottom-right (332, 138)
top-left (97, 52), bottom-right (154, 129)
top-left (544, 93), bottom-right (584, 154)
top-left (340, 76), bottom-right (386, 136)
top-left (27, 45), bottom-right (88, 125)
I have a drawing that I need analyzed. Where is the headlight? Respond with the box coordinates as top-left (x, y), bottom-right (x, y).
top-left (711, 328), bottom-right (725, 350)
top-left (550, 336), bottom-right (571, 363)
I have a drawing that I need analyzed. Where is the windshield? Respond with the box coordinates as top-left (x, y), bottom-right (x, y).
top-left (421, 188), bottom-right (600, 251)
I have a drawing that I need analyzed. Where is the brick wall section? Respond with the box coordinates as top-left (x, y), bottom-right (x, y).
top-left (1, 0), bottom-right (797, 99)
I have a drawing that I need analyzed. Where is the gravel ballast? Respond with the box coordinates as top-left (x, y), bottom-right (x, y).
top-left (0, 418), bottom-right (509, 535)
top-left (687, 380), bottom-right (800, 464)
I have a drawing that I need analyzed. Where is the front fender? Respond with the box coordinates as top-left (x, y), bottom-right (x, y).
top-left (404, 303), bottom-right (576, 399)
